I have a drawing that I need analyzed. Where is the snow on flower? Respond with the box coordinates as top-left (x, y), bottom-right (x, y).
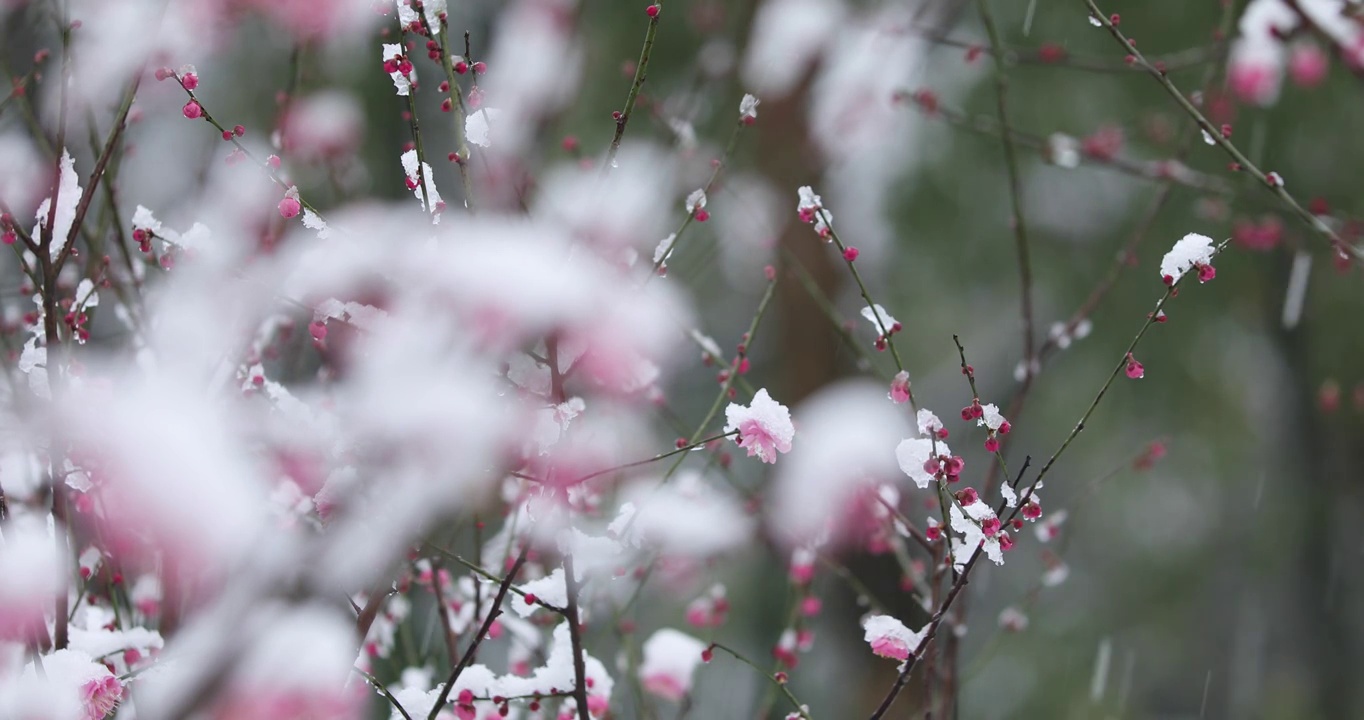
top-left (513, 568), bottom-right (569, 617)
top-left (795, 185), bottom-right (832, 237)
top-left (863, 614), bottom-right (924, 662)
top-left (916, 408), bottom-right (944, 438)
top-left (1159, 232), bottom-right (1216, 284)
top-left (619, 471), bottom-right (754, 556)
top-left (895, 436), bottom-right (953, 489)
top-left (466, 108), bottom-right (502, 148)
top-left (0, 516), bottom-right (66, 640)
top-left (21, 649), bottom-right (123, 720)
top-left (739, 93), bottom-right (760, 122)
top-left (685, 188), bottom-right (707, 214)
top-left (724, 388), bottom-right (794, 464)
top-left (32, 149), bottom-right (83, 259)
top-left (652, 233), bottom-right (677, 273)
top-left (977, 404), bottom-right (1006, 431)
top-left (400, 149), bottom-right (444, 222)
top-left (206, 604), bottom-right (360, 718)
top-left (302, 208), bottom-right (331, 239)
top-left (860, 304), bottom-right (898, 338)
top-left (949, 500), bottom-right (1004, 569)
top-left (889, 370), bottom-right (912, 404)
top-left (1226, 0), bottom-right (1299, 106)
top-left (769, 382), bottom-right (908, 546)
top-left (382, 43), bottom-right (413, 96)
top-left (639, 629), bottom-right (708, 702)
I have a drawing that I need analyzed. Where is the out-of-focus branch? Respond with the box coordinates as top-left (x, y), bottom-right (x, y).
top-left (1083, 0), bottom-right (1362, 263)
top-left (975, 0), bottom-right (1037, 379)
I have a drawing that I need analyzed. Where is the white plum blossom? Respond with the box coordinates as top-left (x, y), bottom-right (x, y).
top-left (638, 629), bottom-right (708, 701)
top-left (1159, 232), bottom-right (1216, 283)
top-left (863, 614), bottom-right (924, 662)
top-left (724, 388), bottom-right (794, 464)
top-left (739, 93), bottom-right (760, 121)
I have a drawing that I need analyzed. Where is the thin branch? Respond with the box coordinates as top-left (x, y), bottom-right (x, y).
top-left (976, 0), bottom-right (1036, 378)
top-left (563, 553), bottom-right (591, 720)
top-left (604, 7), bottom-right (662, 170)
top-left (428, 545), bottom-right (530, 719)
top-left (1082, 0), bottom-right (1361, 263)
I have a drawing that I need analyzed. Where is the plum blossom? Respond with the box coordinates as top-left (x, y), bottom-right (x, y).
top-left (639, 629), bottom-right (708, 701)
top-left (1159, 232), bottom-right (1216, 284)
top-left (863, 615), bottom-right (924, 662)
top-left (400, 149), bottom-right (444, 222)
top-left (860, 304), bottom-right (899, 340)
top-left (889, 370), bottom-right (912, 404)
top-left (796, 185), bottom-right (832, 237)
top-left (895, 436), bottom-right (961, 489)
top-left (949, 500), bottom-right (1004, 568)
top-left (739, 93), bottom-right (760, 123)
top-left (685, 189), bottom-right (709, 221)
top-left (724, 388), bottom-right (794, 464)
top-left (382, 44), bottom-right (414, 96)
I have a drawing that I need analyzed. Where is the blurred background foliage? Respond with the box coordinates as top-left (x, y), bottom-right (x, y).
top-left (6, 0), bottom-right (1364, 717)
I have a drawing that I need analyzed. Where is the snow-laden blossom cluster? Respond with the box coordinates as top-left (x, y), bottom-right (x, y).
top-left (1160, 232), bottom-right (1217, 284)
top-left (0, 0), bottom-right (1254, 713)
top-left (724, 388), bottom-right (795, 464)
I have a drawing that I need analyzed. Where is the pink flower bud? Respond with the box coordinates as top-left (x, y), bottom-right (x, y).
top-left (181, 100), bottom-right (203, 119)
top-left (278, 197), bottom-right (301, 218)
top-left (1125, 354), bottom-right (1144, 379)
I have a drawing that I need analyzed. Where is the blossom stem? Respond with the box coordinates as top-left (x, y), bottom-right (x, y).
top-left (781, 248), bottom-right (887, 380)
top-left (436, 24), bottom-right (476, 211)
top-left (562, 553), bottom-right (591, 720)
top-left (174, 80), bottom-right (328, 224)
top-left (975, 0), bottom-right (1036, 379)
top-left (709, 643), bottom-right (811, 719)
top-left (1083, 0), bottom-right (1360, 263)
top-left (952, 335), bottom-right (1009, 481)
top-left (353, 667), bottom-right (413, 720)
top-left (919, 32), bottom-right (1216, 74)
top-left (604, 7), bottom-right (662, 171)
top-left (819, 216), bottom-right (908, 381)
top-left (428, 545), bottom-right (529, 719)
top-left (649, 119), bottom-right (747, 277)
top-left (903, 100), bottom-right (1232, 195)
top-left (867, 458), bottom-right (1031, 720)
top-left (660, 277), bottom-right (777, 483)
top-left (55, 76), bottom-right (140, 273)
